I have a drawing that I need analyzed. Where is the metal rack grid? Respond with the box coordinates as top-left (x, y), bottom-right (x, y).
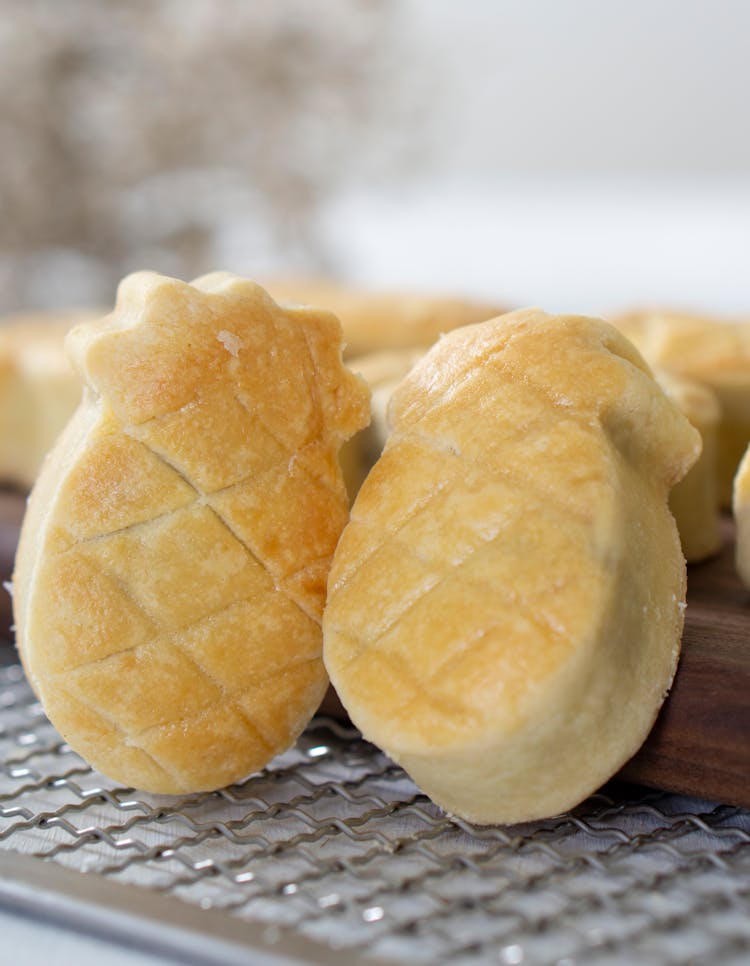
top-left (1, 659), bottom-right (749, 965)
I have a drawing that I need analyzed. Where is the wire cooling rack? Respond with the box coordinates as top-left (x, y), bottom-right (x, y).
top-left (0, 659), bottom-right (749, 966)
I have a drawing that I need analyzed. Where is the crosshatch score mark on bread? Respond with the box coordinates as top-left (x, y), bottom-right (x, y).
top-left (13, 272), bottom-right (370, 794)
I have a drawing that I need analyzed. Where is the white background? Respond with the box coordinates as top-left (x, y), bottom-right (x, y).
top-left (313, 0), bottom-right (750, 315)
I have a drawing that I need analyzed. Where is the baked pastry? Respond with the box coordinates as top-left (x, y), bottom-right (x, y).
top-left (13, 272), bottom-right (369, 793)
top-left (323, 310), bottom-right (700, 824)
top-left (267, 278), bottom-right (504, 358)
top-left (654, 369), bottom-right (721, 563)
top-left (0, 311), bottom-right (93, 488)
top-left (340, 348), bottom-right (424, 500)
top-left (344, 350), bottom-right (723, 563)
top-left (613, 310), bottom-right (750, 506)
top-left (733, 444), bottom-right (750, 586)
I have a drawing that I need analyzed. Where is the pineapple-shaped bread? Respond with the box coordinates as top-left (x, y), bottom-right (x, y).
top-left (14, 271), bottom-right (369, 793)
top-left (267, 278), bottom-right (504, 358)
top-left (324, 310), bottom-right (700, 824)
top-left (613, 309), bottom-right (750, 506)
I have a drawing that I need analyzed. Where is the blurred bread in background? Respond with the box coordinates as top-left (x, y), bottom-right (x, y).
top-left (341, 347), bottom-right (424, 500)
top-left (654, 368), bottom-right (722, 563)
top-left (267, 279), bottom-right (504, 357)
top-left (732, 443), bottom-right (750, 586)
top-left (0, 311), bottom-right (94, 489)
top-left (613, 310), bottom-right (750, 507)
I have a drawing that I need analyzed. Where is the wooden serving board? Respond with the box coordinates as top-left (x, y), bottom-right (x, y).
top-left (1, 493), bottom-right (747, 807)
top-left (620, 516), bottom-right (750, 807)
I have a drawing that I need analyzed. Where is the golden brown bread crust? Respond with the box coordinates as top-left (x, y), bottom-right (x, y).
top-left (266, 278), bottom-right (504, 358)
top-left (323, 310), bottom-right (700, 825)
top-left (343, 348), bottom-right (722, 564)
top-left (13, 272), bottom-right (370, 793)
top-left (613, 309), bottom-right (750, 506)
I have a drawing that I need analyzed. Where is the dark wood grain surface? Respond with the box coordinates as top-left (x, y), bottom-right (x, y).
top-left (621, 516), bottom-right (750, 807)
top-left (1, 493), bottom-right (748, 807)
